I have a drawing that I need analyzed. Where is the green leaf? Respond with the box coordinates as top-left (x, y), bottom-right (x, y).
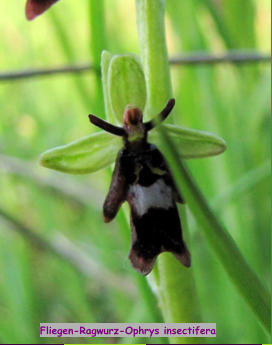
top-left (149, 124), bottom-right (227, 159)
top-left (108, 54), bottom-right (147, 123)
top-left (40, 132), bottom-right (122, 174)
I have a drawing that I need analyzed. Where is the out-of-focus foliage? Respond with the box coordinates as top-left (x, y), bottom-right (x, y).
top-left (0, 0), bottom-right (270, 344)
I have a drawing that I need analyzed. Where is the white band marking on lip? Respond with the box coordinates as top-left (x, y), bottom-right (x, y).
top-left (128, 179), bottom-right (173, 217)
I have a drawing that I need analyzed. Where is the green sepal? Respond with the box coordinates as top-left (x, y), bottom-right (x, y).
top-left (108, 54), bottom-right (147, 124)
top-left (40, 124), bottom-right (226, 175)
top-left (40, 132), bottom-right (122, 174)
top-left (149, 124), bottom-right (227, 159)
top-left (101, 50), bottom-right (115, 123)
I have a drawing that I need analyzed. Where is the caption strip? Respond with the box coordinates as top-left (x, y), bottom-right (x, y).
top-left (40, 323), bottom-right (216, 338)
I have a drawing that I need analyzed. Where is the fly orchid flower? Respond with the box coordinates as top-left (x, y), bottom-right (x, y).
top-left (40, 52), bottom-right (226, 275)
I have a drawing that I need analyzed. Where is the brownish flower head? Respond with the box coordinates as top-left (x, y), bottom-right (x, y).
top-left (25, 0), bottom-right (60, 21)
top-left (123, 106), bottom-right (143, 128)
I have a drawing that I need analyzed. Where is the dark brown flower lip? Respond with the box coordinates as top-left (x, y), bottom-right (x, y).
top-left (25, 0), bottom-right (60, 21)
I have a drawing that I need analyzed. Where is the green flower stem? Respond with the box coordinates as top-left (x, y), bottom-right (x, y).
top-left (136, 0), bottom-right (202, 340)
top-left (136, 0), bottom-right (172, 119)
top-left (157, 125), bottom-right (271, 333)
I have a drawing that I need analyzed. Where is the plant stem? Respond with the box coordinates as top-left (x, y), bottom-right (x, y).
top-left (136, 0), bottom-right (172, 119)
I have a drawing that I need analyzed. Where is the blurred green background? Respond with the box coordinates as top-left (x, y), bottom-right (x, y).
top-left (0, 0), bottom-right (270, 344)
